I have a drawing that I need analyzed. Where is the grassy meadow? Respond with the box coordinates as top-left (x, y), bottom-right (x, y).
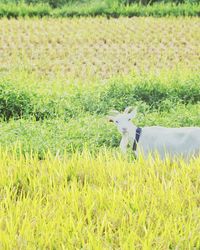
top-left (0, 13), bottom-right (200, 249)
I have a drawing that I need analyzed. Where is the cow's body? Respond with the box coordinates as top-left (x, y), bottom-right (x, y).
top-left (137, 126), bottom-right (200, 159)
top-left (108, 107), bottom-right (200, 160)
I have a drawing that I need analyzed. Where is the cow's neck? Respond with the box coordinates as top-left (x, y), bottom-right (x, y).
top-left (127, 123), bottom-right (137, 139)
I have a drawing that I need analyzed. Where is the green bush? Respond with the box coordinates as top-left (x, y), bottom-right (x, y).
top-left (0, 82), bottom-right (58, 120)
top-left (32, 99), bottom-right (59, 120)
top-left (0, 83), bottom-right (33, 120)
top-left (0, 78), bottom-right (199, 121)
top-left (74, 80), bottom-right (200, 114)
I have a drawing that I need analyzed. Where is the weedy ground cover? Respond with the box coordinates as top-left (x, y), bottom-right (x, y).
top-left (0, 149), bottom-right (200, 249)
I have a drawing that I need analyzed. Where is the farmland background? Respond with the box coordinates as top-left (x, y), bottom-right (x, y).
top-left (0, 1), bottom-right (200, 249)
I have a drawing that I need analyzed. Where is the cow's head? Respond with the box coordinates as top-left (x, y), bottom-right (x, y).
top-left (108, 107), bottom-right (137, 135)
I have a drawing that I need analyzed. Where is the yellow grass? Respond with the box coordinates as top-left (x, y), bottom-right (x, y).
top-left (0, 148), bottom-right (200, 249)
top-left (0, 17), bottom-right (199, 84)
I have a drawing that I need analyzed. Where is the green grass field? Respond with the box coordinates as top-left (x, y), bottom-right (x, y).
top-left (0, 14), bottom-right (200, 249)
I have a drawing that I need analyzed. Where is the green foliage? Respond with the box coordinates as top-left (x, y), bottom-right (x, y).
top-left (65, 78), bottom-right (200, 115)
top-left (0, 2), bottom-right (199, 17)
top-left (0, 116), bottom-right (119, 158)
top-left (0, 82), bottom-right (58, 120)
top-left (0, 83), bottom-right (33, 120)
top-left (1, 77), bottom-right (200, 121)
top-left (0, 0), bottom-right (199, 8)
top-left (0, 2), bottom-right (51, 18)
top-left (121, 0), bottom-right (200, 5)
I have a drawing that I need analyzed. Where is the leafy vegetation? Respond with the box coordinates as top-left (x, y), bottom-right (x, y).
top-left (1, 75), bottom-right (200, 120)
top-left (0, 2), bottom-right (199, 18)
top-left (1, 0), bottom-right (200, 8)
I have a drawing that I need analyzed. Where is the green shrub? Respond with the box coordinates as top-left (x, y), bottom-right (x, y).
top-left (76, 80), bottom-right (200, 114)
top-left (0, 83), bottom-right (33, 120)
top-left (0, 78), bottom-right (199, 121)
top-left (32, 99), bottom-right (59, 120)
top-left (0, 82), bottom-right (58, 120)
top-left (170, 81), bottom-right (200, 104)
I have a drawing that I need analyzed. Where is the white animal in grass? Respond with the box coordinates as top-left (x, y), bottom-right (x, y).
top-left (108, 107), bottom-right (200, 159)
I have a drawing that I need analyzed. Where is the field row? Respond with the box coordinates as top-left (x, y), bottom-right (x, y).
top-left (0, 18), bottom-right (200, 81)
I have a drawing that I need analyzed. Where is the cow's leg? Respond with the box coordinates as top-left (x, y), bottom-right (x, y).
top-left (120, 136), bottom-right (129, 154)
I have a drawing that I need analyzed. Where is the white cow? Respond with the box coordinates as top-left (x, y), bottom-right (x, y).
top-left (108, 107), bottom-right (200, 160)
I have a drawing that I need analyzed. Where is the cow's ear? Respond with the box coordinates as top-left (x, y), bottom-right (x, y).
top-left (108, 116), bottom-right (114, 122)
top-left (129, 109), bottom-right (137, 119)
top-left (124, 106), bottom-right (133, 114)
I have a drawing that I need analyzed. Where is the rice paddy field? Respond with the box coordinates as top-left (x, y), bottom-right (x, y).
top-left (0, 14), bottom-right (200, 249)
top-left (0, 17), bottom-right (200, 83)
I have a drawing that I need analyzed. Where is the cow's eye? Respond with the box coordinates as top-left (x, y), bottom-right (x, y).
top-left (128, 118), bottom-right (131, 121)
top-left (115, 121), bottom-right (119, 124)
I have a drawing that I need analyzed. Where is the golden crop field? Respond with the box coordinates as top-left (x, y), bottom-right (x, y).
top-left (0, 149), bottom-right (200, 249)
top-left (0, 17), bottom-right (200, 82)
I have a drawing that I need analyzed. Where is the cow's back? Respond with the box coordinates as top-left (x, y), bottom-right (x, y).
top-left (138, 126), bottom-right (200, 159)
